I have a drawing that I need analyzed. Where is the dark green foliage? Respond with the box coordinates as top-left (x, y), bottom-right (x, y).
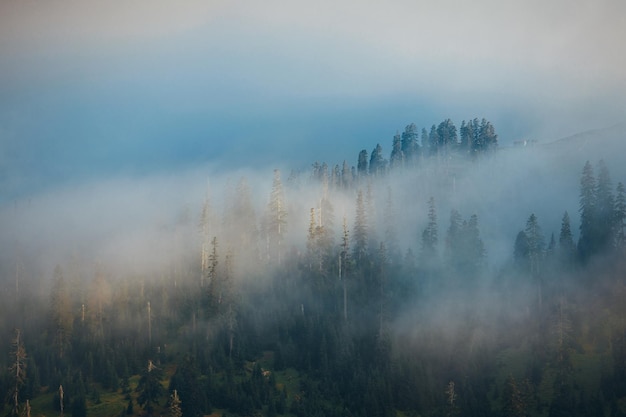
top-left (616, 181), bottom-right (626, 248)
top-left (70, 393), bottom-right (87, 417)
top-left (5, 154), bottom-right (626, 417)
top-left (168, 356), bottom-right (206, 417)
top-left (558, 211), bottom-right (576, 265)
top-left (136, 361), bottom-right (164, 416)
top-left (357, 149), bottom-right (368, 177)
top-left (369, 143), bottom-right (387, 176)
top-left (578, 161), bottom-right (597, 261)
top-left (401, 123), bottom-right (419, 165)
top-left (390, 133), bottom-right (404, 170)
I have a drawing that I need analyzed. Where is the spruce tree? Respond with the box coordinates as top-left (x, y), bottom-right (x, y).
top-left (137, 360), bottom-right (164, 416)
top-left (525, 213), bottom-right (545, 275)
top-left (595, 159), bottom-right (615, 252)
top-left (615, 182), bottom-right (626, 249)
top-left (390, 133), bottom-right (404, 170)
top-left (558, 211), bottom-right (576, 265)
top-left (578, 161), bottom-right (596, 262)
top-left (369, 144), bottom-right (387, 176)
top-left (353, 189), bottom-right (368, 264)
top-left (357, 149), bottom-right (369, 177)
top-left (401, 123), bottom-right (419, 165)
top-left (267, 169), bottom-right (287, 265)
top-left (421, 197), bottom-right (438, 260)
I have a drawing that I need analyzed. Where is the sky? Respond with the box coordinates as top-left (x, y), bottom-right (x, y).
top-left (1, 0), bottom-right (625, 201)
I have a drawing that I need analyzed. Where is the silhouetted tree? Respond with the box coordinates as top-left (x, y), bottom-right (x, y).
top-left (615, 182), bottom-right (626, 249)
top-left (390, 133), bottom-right (404, 170)
top-left (357, 150), bottom-right (369, 177)
top-left (578, 161), bottom-right (596, 262)
top-left (137, 360), bottom-right (164, 416)
top-left (369, 144), bottom-right (387, 176)
top-left (558, 211), bottom-right (576, 265)
top-left (401, 123), bottom-right (419, 165)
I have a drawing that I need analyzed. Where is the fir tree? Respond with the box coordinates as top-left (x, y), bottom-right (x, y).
top-left (421, 197), bottom-right (438, 260)
top-left (369, 144), bottom-right (387, 176)
top-left (558, 211), bottom-right (576, 265)
top-left (353, 190), bottom-right (368, 264)
top-left (595, 159), bottom-right (615, 252)
top-left (137, 360), bottom-right (165, 416)
top-left (390, 133), bottom-right (404, 170)
top-left (578, 161), bottom-right (596, 262)
top-left (267, 169), bottom-right (288, 265)
top-left (401, 123), bottom-right (419, 165)
top-left (615, 182), bottom-right (626, 249)
top-left (357, 149), bottom-right (369, 177)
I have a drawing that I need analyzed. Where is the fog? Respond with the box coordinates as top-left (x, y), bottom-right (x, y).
top-left (2, 122), bottom-right (625, 295)
top-left (1, 2), bottom-right (626, 414)
top-left (2, 1), bottom-right (625, 202)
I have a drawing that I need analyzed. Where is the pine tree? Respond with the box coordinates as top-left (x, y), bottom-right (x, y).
top-left (436, 119), bottom-right (458, 155)
top-left (558, 211), bottom-right (576, 265)
top-left (578, 161), bottom-right (596, 262)
top-left (267, 169), bottom-right (288, 265)
top-left (615, 182), bottom-right (626, 249)
top-left (369, 144), bottom-right (387, 176)
top-left (199, 185), bottom-right (214, 288)
top-left (137, 360), bottom-right (164, 416)
top-left (375, 242), bottom-right (389, 341)
top-left (421, 197), bottom-right (438, 260)
top-left (502, 375), bottom-right (527, 417)
top-left (401, 123), bottom-right (419, 165)
top-left (595, 159), bottom-right (615, 252)
top-left (525, 213), bottom-right (545, 275)
top-left (525, 213), bottom-right (545, 306)
top-left (341, 160), bottom-right (353, 189)
top-left (357, 149), bottom-right (369, 178)
top-left (353, 189), bottom-right (368, 264)
top-left (478, 118), bottom-right (498, 151)
top-left (514, 231), bottom-right (530, 271)
top-left (428, 125), bottom-right (439, 157)
top-left (340, 217), bottom-right (352, 322)
top-left (459, 120), bottom-right (474, 155)
top-left (445, 209), bottom-right (463, 266)
top-left (421, 127), bottom-right (429, 153)
top-left (390, 133), bottom-right (404, 170)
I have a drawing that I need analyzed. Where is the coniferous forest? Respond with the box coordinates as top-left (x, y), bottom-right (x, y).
top-left (2, 119), bottom-right (626, 417)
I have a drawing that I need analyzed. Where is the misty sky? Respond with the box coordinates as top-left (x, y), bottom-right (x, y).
top-left (1, 0), bottom-right (625, 201)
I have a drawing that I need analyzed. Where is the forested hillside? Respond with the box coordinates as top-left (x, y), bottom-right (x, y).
top-left (2, 119), bottom-right (626, 417)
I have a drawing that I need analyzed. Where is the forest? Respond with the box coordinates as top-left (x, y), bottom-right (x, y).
top-left (1, 118), bottom-right (626, 417)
